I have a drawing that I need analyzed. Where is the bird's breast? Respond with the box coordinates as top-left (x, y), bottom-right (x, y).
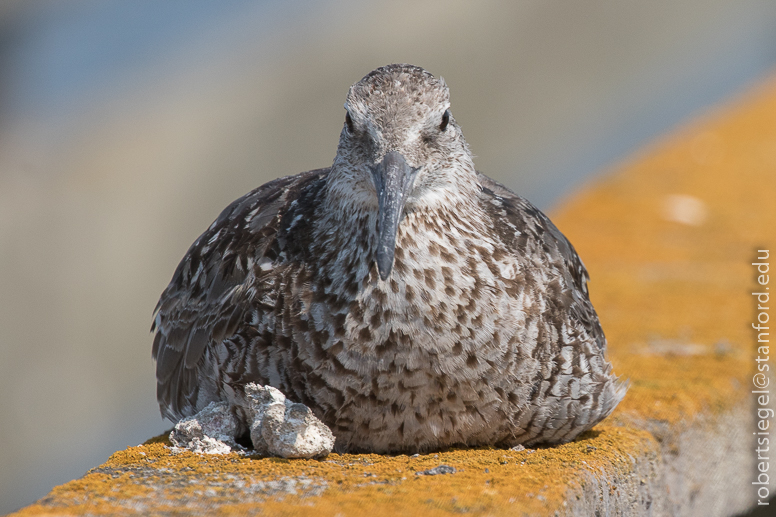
top-left (280, 205), bottom-right (550, 452)
top-left (302, 209), bottom-right (528, 378)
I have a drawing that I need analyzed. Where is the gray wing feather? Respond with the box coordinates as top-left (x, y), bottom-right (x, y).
top-left (152, 168), bottom-right (328, 421)
top-left (476, 172), bottom-right (606, 350)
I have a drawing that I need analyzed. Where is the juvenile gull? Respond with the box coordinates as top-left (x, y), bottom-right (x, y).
top-left (152, 64), bottom-right (626, 454)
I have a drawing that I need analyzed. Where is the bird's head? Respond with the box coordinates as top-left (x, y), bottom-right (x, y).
top-left (330, 64), bottom-right (478, 281)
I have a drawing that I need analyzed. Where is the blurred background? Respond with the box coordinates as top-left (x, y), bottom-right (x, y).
top-left (1, 0), bottom-right (776, 513)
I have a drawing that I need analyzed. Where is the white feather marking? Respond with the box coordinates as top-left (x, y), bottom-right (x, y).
top-left (207, 229), bottom-right (222, 245)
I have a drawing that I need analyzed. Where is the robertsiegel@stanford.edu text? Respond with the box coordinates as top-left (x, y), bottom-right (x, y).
top-left (753, 249), bottom-right (771, 506)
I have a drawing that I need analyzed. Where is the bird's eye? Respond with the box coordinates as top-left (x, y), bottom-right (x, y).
top-left (440, 109), bottom-right (451, 131)
top-left (345, 112), bottom-right (355, 133)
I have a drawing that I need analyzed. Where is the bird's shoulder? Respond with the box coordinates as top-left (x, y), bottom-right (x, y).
top-left (475, 172), bottom-right (588, 292)
top-left (156, 167), bottom-right (329, 312)
top-left (476, 171), bottom-right (605, 348)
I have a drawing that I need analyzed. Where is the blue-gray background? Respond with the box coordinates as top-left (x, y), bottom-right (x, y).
top-left (1, 1), bottom-right (775, 513)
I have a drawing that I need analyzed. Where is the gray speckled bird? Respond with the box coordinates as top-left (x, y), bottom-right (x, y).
top-left (152, 64), bottom-right (626, 454)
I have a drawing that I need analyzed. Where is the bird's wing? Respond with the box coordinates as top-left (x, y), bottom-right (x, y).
top-left (476, 172), bottom-right (606, 350)
top-left (152, 168), bottom-right (329, 421)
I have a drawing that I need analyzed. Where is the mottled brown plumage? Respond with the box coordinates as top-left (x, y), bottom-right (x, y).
top-left (152, 64), bottom-right (626, 453)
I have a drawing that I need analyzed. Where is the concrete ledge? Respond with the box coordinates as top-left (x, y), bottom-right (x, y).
top-left (13, 74), bottom-right (776, 516)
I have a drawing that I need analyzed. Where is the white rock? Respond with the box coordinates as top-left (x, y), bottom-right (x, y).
top-left (244, 383), bottom-right (335, 459)
top-left (169, 401), bottom-right (239, 454)
top-left (169, 386), bottom-right (335, 458)
top-left (182, 435), bottom-right (234, 455)
top-left (244, 383), bottom-right (286, 421)
top-left (262, 402), bottom-right (335, 459)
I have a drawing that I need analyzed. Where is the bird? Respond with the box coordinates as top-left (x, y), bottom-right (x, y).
top-left (152, 64), bottom-right (626, 454)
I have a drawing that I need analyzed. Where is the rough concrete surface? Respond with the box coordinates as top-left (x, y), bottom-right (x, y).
top-left (563, 402), bottom-right (768, 516)
top-left (11, 72), bottom-right (776, 516)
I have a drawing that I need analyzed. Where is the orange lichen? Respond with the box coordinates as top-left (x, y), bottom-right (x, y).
top-left (14, 426), bottom-right (655, 516)
top-left (13, 72), bottom-right (776, 516)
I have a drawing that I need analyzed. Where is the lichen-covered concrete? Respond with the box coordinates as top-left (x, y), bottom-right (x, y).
top-left (12, 73), bottom-right (776, 516)
top-left (12, 427), bottom-right (659, 516)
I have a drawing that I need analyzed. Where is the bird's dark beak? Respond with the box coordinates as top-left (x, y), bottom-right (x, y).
top-left (370, 151), bottom-right (419, 281)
